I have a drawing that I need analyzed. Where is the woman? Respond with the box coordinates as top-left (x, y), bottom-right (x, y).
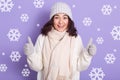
top-left (24, 2), bottom-right (96, 80)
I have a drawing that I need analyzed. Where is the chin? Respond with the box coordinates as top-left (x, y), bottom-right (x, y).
top-left (58, 29), bottom-right (65, 32)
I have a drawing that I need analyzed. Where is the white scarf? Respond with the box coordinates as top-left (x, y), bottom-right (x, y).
top-left (42, 28), bottom-right (73, 80)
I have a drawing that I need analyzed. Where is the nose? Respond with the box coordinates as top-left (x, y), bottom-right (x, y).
top-left (59, 18), bottom-right (63, 24)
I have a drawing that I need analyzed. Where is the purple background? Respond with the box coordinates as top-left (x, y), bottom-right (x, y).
top-left (0, 0), bottom-right (120, 80)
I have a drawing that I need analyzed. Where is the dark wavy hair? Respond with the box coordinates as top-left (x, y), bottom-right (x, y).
top-left (41, 16), bottom-right (77, 37)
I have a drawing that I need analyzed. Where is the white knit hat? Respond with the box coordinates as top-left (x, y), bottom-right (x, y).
top-left (50, 2), bottom-right (73, 20)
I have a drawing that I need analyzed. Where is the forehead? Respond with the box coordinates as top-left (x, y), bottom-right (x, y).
top-left (54, 13), bottom-right (68, 16)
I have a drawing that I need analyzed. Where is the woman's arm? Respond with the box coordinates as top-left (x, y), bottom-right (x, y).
top-left (77, 48), bottom-right (92, 71)
top-left (26, 34), bottom-right (44, 72)
top-left (76, 35), bottom-right (93, 72)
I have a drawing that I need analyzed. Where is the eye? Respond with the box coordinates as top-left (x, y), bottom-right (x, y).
top-left (54, 16), bottom-right (59, 19)
top-left (63, 16), bottom-right (68, 19)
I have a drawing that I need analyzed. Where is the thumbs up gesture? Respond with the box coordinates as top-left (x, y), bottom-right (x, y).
top-left (24, 36), bottom-right (34, 56)
top-left (86, 38), bottom-right (97, 56)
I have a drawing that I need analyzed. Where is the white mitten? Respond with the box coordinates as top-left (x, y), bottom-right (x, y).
top-left (86, 38), bottom-right (97, 56)
top-left (24, 36), bottom-right (34, 56)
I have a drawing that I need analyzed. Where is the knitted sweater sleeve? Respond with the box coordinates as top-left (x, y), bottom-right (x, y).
top-left (27, 34), bottom-right (44, 72)
top-left (76, 35), bottom-right (93, 72)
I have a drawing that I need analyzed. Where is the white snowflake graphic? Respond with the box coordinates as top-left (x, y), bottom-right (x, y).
top-left (20, 13), bottom-right (29, 22)
top-left (33, 0), bottom-right (44, 8)
top-left (7, 28), bottom-right (21, 41)
top-left (10, 51), bottom-right (21, 62)
top-left (0, 0), bottom-right (14, 12)
top-left (82, 17), bottom-right (92, 26)
top-left (0, 64), bottom-right (7, 72)
top-left (2, 52), bottom-right (5, 55)
top-left (21, 68), bottom-right (30, 77)
top-left (96, 37), bottom-right (104, 44)
top-left (97, 28), bottom-right (101, 31)
top-left (101, 4), bottom-right (112, 15)
top-left (72, 4), bottom-right (76, 8)
top-left (113, 49), bottom-right (117, 52)
top-left (18, 5), bottom-right (21, 9)
top-left (104, 53), bottom-right (116, 64)
top-left (110, 26), bottom-right (120, 40)
top-left (36, 23), bottom-right (40, 27)
top-left (89, 67), bottom-right (105, 80)
top-left (24, 64), bottom-right (28, 67)
top-left (114, 5), bottom-right (117, 9)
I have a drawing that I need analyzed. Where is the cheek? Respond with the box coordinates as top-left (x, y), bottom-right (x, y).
top-left (65, 21), bottom-right (69, 26)
top-left (53, 20), bottom-right (58, 25)
top-left (53, 21), bottom-right (56, 26)
top-left (53, 21), bottom-right (58, 28)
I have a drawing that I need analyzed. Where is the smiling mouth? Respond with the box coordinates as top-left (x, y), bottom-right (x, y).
top-left (58, 25), bottom-right (64, 28)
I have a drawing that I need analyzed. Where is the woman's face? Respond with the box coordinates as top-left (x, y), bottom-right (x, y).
top-left (53, 13), bottom-right (69, 32)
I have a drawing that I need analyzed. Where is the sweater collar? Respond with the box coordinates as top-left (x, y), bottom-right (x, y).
top-left (48, 27), bottom-right (67, 41)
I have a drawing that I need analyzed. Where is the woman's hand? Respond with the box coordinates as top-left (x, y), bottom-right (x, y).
top-left (24, 36), bottom-right (34, 56)
top-left (87, 38), bottom-right (97, 56)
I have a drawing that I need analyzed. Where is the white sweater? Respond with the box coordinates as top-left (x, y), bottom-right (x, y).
top-left (27, 34), bottom-right (92, 80)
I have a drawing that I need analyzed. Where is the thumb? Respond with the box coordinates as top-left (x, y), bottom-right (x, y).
top-left (87, 38), bottom-right (93, 49)
top-left (28, 36), bottom-right (33, 46)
